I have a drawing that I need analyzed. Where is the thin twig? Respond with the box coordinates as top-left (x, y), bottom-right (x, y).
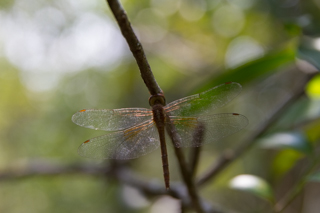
top-left (197, 72), bottom-right (315, 186)
top-left (106, 0), bottom-right (162, 96)
top-left (190, 147), bottom-right (202, 177)
top-left (190, 122), bottom-right (205, 178)
top-left (172, 147), bottom-right (205, 213)
top-left (0, 160), bottom-right (223, 212)
top-left (0, 162), bottom-right (109, 180)
top-left (0, 160), bottom-right (172, 196)
top-left (166, 118), bottom-right (206, 213)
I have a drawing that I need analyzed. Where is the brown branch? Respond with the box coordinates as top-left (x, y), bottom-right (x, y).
top-left (166, 119), bottom-right (206, 213)
top-left (190, 122), bottom-right (205, 178)
top-left (104, 1), bottom-right (208, 211)
top-left (197, 72), bottom-right (315, 186)
top-left (0, 160), bottom-right (172, 196)
top-left (0, 161), bottom-right (108, 180)
top-left (106, 0), bottom-right (162, 96)
top-left (190, 147), bottom-right (202, 177)
top-left (0, 160), bottom-right (223, 212)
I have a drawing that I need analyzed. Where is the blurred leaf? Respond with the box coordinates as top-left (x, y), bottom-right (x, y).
top-left (197, 44), bottom-right (296, 92)
top-left (229, 174), bottom-right (274, 202)
top-left (274, 96), bottom-right (320, 132)
top-left (0, 0), bottom-right (14, 9)
top-left (308, 171), bottom-right (320, 182)
top-left (271, 149), bottom-right (303, 180)
top-left (284, 23), bottom-right (302, 37)
top-left (298, 37), bottom-right (320, 71)
top-left (306, 74), bottom-right (320, 99)
top-left (258, 132), bottom-right (312, 154)
top-left (304, 118), bottom-right (320, 143)
top-left (298, 47), bottom-right (320, 71)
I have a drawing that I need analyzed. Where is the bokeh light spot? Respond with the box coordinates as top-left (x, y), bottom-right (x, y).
top-left (178, 0), bottom-right (206, 22)
top-left (212, 4), bottom-right (245, 38)
top-left (306, 75), bottom-right (320, 99)
top-left (225, 36), bottom-right (264, 68)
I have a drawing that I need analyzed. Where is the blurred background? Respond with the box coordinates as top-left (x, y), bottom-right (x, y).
top-left (1, 0), bottom-right (320, 212)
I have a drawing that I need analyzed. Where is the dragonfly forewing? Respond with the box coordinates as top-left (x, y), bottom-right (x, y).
top-left (78, 120), bottom-right (160, 159)
top-left (168, 113), bottom-right (248, 147)
top-left (72, 108), bottom-right (153, 131)
top-left (165, 82), bottom-right (242, 117)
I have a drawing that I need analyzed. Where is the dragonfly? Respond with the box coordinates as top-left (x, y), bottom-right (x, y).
top-left (72, 82), bottom-right (248, 189)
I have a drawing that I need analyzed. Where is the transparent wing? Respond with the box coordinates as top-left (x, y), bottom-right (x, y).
top-left (164, 82), bottom-right (242, 117)
top-left (72, 108), bottom-right (153, 131)
top-left (168, 113), bottom-right (248, 147)
top-left (78, 120), bottom-right (160, 159)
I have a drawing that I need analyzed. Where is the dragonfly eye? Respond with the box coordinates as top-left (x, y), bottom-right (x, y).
top-left (149, 94), bottom-right (166, 106)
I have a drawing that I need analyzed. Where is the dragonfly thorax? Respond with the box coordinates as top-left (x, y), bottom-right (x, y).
top-left (149, 93), bottom-right (166, 107)
top-left (152, 104), bottom-right (166, 128)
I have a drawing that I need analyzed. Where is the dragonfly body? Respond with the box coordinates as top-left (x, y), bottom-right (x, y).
top-left (72, 82), bottom-right (249, 189)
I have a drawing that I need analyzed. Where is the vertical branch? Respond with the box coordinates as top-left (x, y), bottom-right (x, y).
top-left (190, 147), bottom-right (202, 178)
top-left (190, 122), bottom-right (205, 177)
top-left (106, 0), bottom-right (162, 96)
top-left (106, 0), bottom-right (205, 211)
top-left (166, 117), bottom-right (205, 213)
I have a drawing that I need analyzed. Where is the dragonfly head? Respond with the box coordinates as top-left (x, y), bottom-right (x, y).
top-left (149, 93), bottom-right (166, 106)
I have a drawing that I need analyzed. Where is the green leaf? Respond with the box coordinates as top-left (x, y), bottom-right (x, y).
top-left (271, 149), bottom-right (303, 180)
top-left (258, 132), bottom-right (312, 154)
top-left (196, 44), bottom-right (296, 92)
top-left (306, 74), bottom-right (320, 99)
top-left (305, 118), bottom-right (320, 143)
top-left (229, 174), bottom-right (274, 202)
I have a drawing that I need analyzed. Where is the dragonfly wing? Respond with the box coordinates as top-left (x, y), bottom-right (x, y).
top-left (72, 108), bottom-right (153, 131)
top-left (78, 120), bottom-right (160, 159)
top-left (165, 82), bottom-right (242, 117)
top-left (168, 113), bottom-right (248, 147)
